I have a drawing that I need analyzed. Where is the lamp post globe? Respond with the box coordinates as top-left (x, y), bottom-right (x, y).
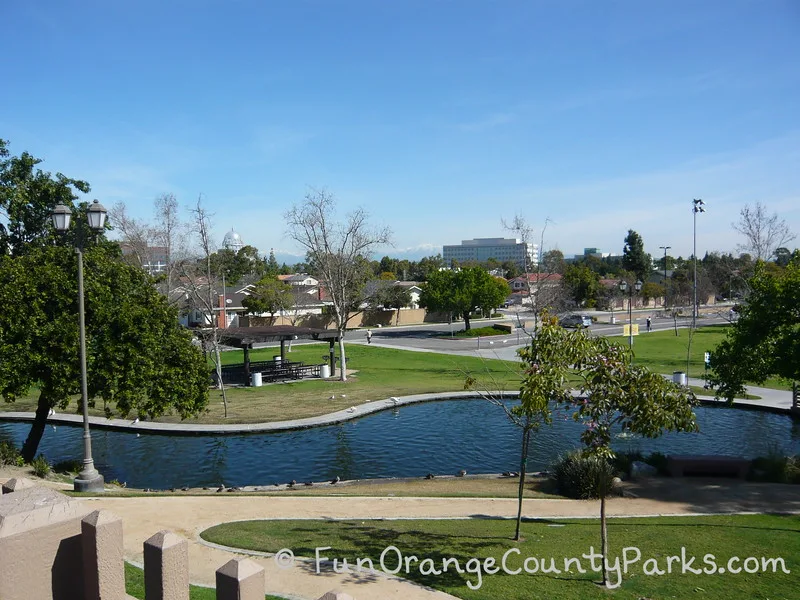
top-left (52, 200), bottom-right (106, 493)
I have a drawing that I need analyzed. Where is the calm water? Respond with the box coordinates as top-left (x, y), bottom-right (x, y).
top-left (2, 400), bottom-right (799, 489)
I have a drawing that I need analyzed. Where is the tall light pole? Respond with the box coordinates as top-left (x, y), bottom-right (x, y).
top-left (618, 279), bottom-right (642, 347)
top-left (52, 200), bottom-right (107, 493)
top-left (692, 199), bottom-right (705, 329)
top-left (658, 245), bottom-right (671, 309)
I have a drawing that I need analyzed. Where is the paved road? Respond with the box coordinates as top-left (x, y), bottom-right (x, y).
top-left (349, 312), bottom-right (731, 364)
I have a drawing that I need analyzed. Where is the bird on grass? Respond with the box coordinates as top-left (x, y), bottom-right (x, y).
top-left (288, 479), bottom-right (296, 488)
top-left (457, 470), bottom-right (467, 477)
top-left (216, 485), bottom-right (225, 493)
top-left (304, 481), bottom-right (313, 487)
top-left (425, 473), bottom-right (435, 480)
top-left (331, 476), bottom-right (340, 485)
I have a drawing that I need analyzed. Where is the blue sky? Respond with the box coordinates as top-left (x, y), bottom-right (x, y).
top-left (2, 1), bottom-right (799, 262)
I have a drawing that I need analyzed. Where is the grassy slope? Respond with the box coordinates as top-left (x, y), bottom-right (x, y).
top-left (201, 514), bottom-right (799, 600)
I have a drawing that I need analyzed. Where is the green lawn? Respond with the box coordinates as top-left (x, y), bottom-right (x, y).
top-left (125, 562), bottom-right (285, 599)
top-left (4, 325), bottom-right (789, 424)
top-left (611, 325), bottom-right (792, 390)
top-left (201, 515), bottom-right (799, 600)
top-left (5, 343), bottom-right (523, 423)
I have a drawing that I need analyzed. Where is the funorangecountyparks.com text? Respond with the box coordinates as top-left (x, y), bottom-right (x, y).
top-left (271, 545), bottom-right (791, 590)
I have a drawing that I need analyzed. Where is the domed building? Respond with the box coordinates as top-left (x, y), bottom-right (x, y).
top-left (222, 229), bottom-right (245, 252)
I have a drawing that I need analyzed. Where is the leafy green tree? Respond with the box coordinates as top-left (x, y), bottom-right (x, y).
top-left (242, 276), bottom-right (294, 319)
top-left (566, 336), bottom-right (697, 586)
top-left (0, 139), bottom-right (91, 256)
top-left (540, 249), bottom-right (565, 274)
top-left (0, 245), bottom-right (209, 461)
top-left (621, 229), bottom-right (651, 281)
top-left (265, 249), bottom-right (280, 276)
top-left (374, 284), bottom-right (413, 325)
top-left (419, 267), bottom-right (509, 330)
top-left (410, 254), bottom-right (444, 281)
top-left (709, 255), bottom-right (800, 400)
top-left (640, 282), bottom-right (664, 305)
top-left (468, 314), bottom-right (590, 540)
top-left (563, 264), bottom-right (601, 307)
top-left (774, 247), bottom-right (792, 268)
top-left (501, 259), bottom-right (521, 279)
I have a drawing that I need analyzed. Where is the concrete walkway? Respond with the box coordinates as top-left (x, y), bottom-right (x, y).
top-left (69, 477), bottom-right (799, 600)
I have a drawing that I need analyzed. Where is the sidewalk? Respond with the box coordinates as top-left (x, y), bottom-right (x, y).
top-left (74, 478), bottom-right (800, 600)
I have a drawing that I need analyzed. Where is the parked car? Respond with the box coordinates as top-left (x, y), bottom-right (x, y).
top-left (559, 314), bottom-right (592, 328)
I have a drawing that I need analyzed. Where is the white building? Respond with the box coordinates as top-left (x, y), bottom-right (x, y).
top-left (222, 229), bottom-right (245, 252)
top-left (443, 238), bottom-right (537, 270)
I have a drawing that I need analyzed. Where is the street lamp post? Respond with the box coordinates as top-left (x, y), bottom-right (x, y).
top-left (619, 279), bottom-right (642, 348)
top-left (52, 200), bottom-right (107, 493)
top-left (692, 199), bottom-right (705, 329)
top-left (658, 245), bottom-right (671, 309)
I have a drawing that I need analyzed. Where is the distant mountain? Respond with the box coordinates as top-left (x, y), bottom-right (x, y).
top-left (270, 244), bottom-right (441, 268)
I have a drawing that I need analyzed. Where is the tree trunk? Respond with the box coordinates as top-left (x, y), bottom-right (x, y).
top-left (514, 426), bottom-right (531, 541)
top-left (21, 392), bottom-right (53, 462)
top-left (338, 333), bottom-right (347, 382)
top-left (463, 312), bottom-right (471, 331)
top-left (213, 341), bottom-right (228, 418)
top-left (600, 491), bottom-right (608, 586)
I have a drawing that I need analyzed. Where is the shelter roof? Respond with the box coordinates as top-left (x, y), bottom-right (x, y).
top-left (216, 326), bottom-right (340, 347)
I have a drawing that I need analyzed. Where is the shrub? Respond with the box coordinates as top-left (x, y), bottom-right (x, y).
top-left (749, 449), bottom-right (800, 484)
top-left (611, 451), bottom-right (643, 477)
top-left (31, 454), bottom-right (51, 478)
top-left (0, 441), bottom-right (23, 467)
top-left (644, 452), bottom-right (670, 476)
top-left (551, 450), bottom-right (616, 499)
top-left (787, 456), bottom-right (800, 484)
top-left (53, 459), bottom-right (82, 474)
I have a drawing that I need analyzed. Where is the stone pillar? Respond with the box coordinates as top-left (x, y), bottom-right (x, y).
top-left (215, 557), bottom-right (264, 600)
top-left (144, 530), bottom-right (189, 600)
top-left (317, 591), bottom-right (355, 600)
top-left (82, 510), bottom-right (125, 600)
top-left (0, 486), bottom-right (89, 600)
top-left (1, 477), bottom-right (36, 495)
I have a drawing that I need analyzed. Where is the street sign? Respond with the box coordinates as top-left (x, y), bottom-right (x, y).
top-left (623, 324), bottom-right (639, 336)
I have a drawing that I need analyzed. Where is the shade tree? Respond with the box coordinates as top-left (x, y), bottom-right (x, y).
top-left (709, 254), bottom-right (800, 400)
top-left (0, 244), bottom-right (209, 461)
top-left (419, 266), bottom-right (509, 331)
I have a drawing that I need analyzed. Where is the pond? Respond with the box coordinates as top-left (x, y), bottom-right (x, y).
top-left (2, 400), bottom-right (799, 489)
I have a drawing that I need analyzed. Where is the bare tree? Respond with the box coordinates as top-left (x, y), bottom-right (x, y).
top-left (181, 197), bottom-right (228, 416)
top-left (502, 215), bottom-right (568, 334)
top-left (108, 202), bottom-right (155, 269)
top-left (733, 201), bottom-right (796, 261)
top-left (285, 189), bottom-right (391, 381)
top-left (153, 192), bottom-right (184, 299)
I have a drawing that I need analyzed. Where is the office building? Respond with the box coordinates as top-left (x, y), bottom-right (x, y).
top-left (443, 238), bottom-right (537, 270)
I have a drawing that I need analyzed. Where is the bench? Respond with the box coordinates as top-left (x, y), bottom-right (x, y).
top-left (667, 455), bottom-right (751, 479)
